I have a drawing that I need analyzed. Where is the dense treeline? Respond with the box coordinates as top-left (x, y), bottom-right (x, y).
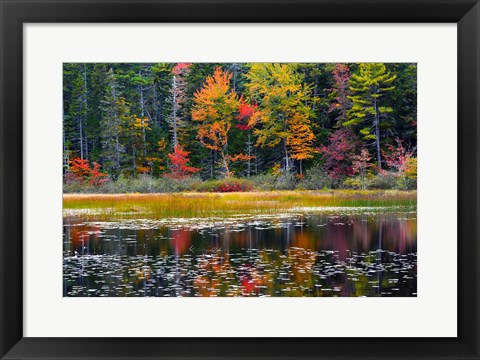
top-left (63, 63), bottom-right (417, 192)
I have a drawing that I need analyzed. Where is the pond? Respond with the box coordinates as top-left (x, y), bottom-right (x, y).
top-left (63, 211), bottom-right (417, 297)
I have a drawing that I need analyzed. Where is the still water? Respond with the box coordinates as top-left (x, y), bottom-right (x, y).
top-left (63, 211), bottom-right (417, 297)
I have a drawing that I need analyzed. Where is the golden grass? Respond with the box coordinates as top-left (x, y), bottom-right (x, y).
top-left (63, 190), bottom-right (416, 221)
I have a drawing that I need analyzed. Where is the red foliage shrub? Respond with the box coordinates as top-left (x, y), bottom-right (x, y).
top-left (320, 128), bottom-right (361, 180)
top-left (216, 182), bottom-right (252, 192)
top-left (165, 144), bottom-right (200, 180)
top-left (67, 158), bottom-right (108, 186)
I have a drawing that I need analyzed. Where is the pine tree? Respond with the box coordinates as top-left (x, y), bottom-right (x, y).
top-left (68, 65), bottom-right (88, 160)
top-left (100, 68), bottom-right (124, 177)
top-left (345, 63), bottom-right (396, 169)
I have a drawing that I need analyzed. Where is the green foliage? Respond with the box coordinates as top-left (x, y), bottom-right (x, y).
top-left (298, 164), bottom-right (332, 190)
top-left (249, 174), bottom-right (276, 191)
top-left (342, 177), bottom-right (363, 190)
top-left (368, 172), bottom-right (399, 190)
top-left (274, 171), bottom-right (298, 190)
top-left (345, 63), bottom-right (397, 169)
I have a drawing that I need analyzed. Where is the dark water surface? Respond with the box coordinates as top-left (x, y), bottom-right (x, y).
top-left (63, 211), bottom-right (417, 297)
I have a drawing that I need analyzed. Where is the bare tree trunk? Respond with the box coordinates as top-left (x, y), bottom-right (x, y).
top-left (220, 150), bottom-right (230, 178)
top-left (312, 73), bottom-right (319, 112)
top-left (153, 86), bottom-right (160, 126)
top-left (78, 113), bottom-right (84, 160)
top-left (232, 63), bottom-right (237, 92)
top-left (283, 138), bottom-right (289, 172)
top-left (82, 65), bottom-right (89, 160)
top-left (247, 133), bottom-right (251, 178)
top-left (115, 134), bottom-right (120, 171)
top-left (63, 114), bottom-right (69, 175)
top-left (139, 82), bottom-right (147, 156)
top-left (172, 75), bottom-right (178, 146)
top-left (133, 147), bottom-right (136, 174)
top-left (210, 150), bottom-right (214, 179)
top-left (374, 96), bottom-right (382, 170)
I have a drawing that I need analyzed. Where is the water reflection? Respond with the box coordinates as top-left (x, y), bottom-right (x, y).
top-left (63, 212), bottom-right (417, 297)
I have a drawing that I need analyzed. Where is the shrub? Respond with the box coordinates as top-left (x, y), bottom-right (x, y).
top-left (298, 164), bottom-right (332, 190)
top-left (195, 177), bottom-right (253, 192)
top-left (368, 172), bottom-right (398, 189)
top-left (405, 157), bottom-right (417, 190)
top-left (156, 176), bottom-right (201, 192)
top-left (274, 172), bottom-right (297, 190)
top-left (405, 178), bottom-right (417, 190)
top-left (64, 174), bottom-right (203, 194)
top-left (68, 157), bottom-right (109, 186)
top-left (342, 177), bottom-right (363, 190)
top-left (250, 174), bottom-right (276, 191)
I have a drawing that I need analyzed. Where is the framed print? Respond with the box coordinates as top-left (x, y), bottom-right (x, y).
top-left (1, 0), bottom-right (479, 359)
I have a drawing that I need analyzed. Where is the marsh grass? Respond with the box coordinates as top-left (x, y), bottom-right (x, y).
top-left (63, 190), bottom-right (416, 221)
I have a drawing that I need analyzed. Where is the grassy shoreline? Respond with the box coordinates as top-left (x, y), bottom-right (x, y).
top-left (63, 190), bottom-right (416, 221)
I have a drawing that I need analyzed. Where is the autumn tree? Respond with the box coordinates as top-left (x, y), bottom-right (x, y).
top-left (320, 128), bottom-right (360, 181)
top-left (192, 67), bottom-right (239, 177)
top-left (286, 113), bottom-right (316, 175)
top-left (383, 138), bottom-right (415, 189)
top-left (352, 148), bottom-right (373, 190)
top-left (244, 63), bottom-right (315, 174)
top-left (234, 96), bottom-right (258, 177)
top-left (62, 62), bottom-right (417, 191)
top-left (165, 144), bottom-right (200, 180)
top-left (345, 63), bottom-right (396, 170)
top-left (328, 63), bottom-right (351, 125)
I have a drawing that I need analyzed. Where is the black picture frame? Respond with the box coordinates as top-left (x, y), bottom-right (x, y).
top-left (1, 1), bottom-right (479, 359)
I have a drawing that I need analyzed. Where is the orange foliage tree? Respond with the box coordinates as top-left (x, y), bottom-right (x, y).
top-left (192, 67), bottom-right (242, 177)
top-left (286, 113), bottom-right (316, 175)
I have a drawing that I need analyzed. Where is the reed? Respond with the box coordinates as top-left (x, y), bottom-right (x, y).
top-left (63, 190), bottom-right (416, 221)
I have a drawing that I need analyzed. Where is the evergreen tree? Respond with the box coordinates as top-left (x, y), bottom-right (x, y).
top-left (100, 68), bottom-right (124, 177)
top-left (345, 63), bottom-right (396, 169)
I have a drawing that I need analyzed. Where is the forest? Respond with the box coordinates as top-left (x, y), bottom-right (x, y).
top-left (63, 62), bottom-right (417, 193)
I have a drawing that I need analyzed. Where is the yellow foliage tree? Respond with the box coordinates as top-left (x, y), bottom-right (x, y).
top-left (244, 63), bottom-right (315, 173)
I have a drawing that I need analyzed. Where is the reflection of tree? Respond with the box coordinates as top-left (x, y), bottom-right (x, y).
top-left (194, 251), bottom-right (237, 296)
top-left (284, 247), bottom-right (316, 296)
top-left (64, 213), bottom-right (417, 297)
top-left (170, 228), bottom-right (192, 255)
